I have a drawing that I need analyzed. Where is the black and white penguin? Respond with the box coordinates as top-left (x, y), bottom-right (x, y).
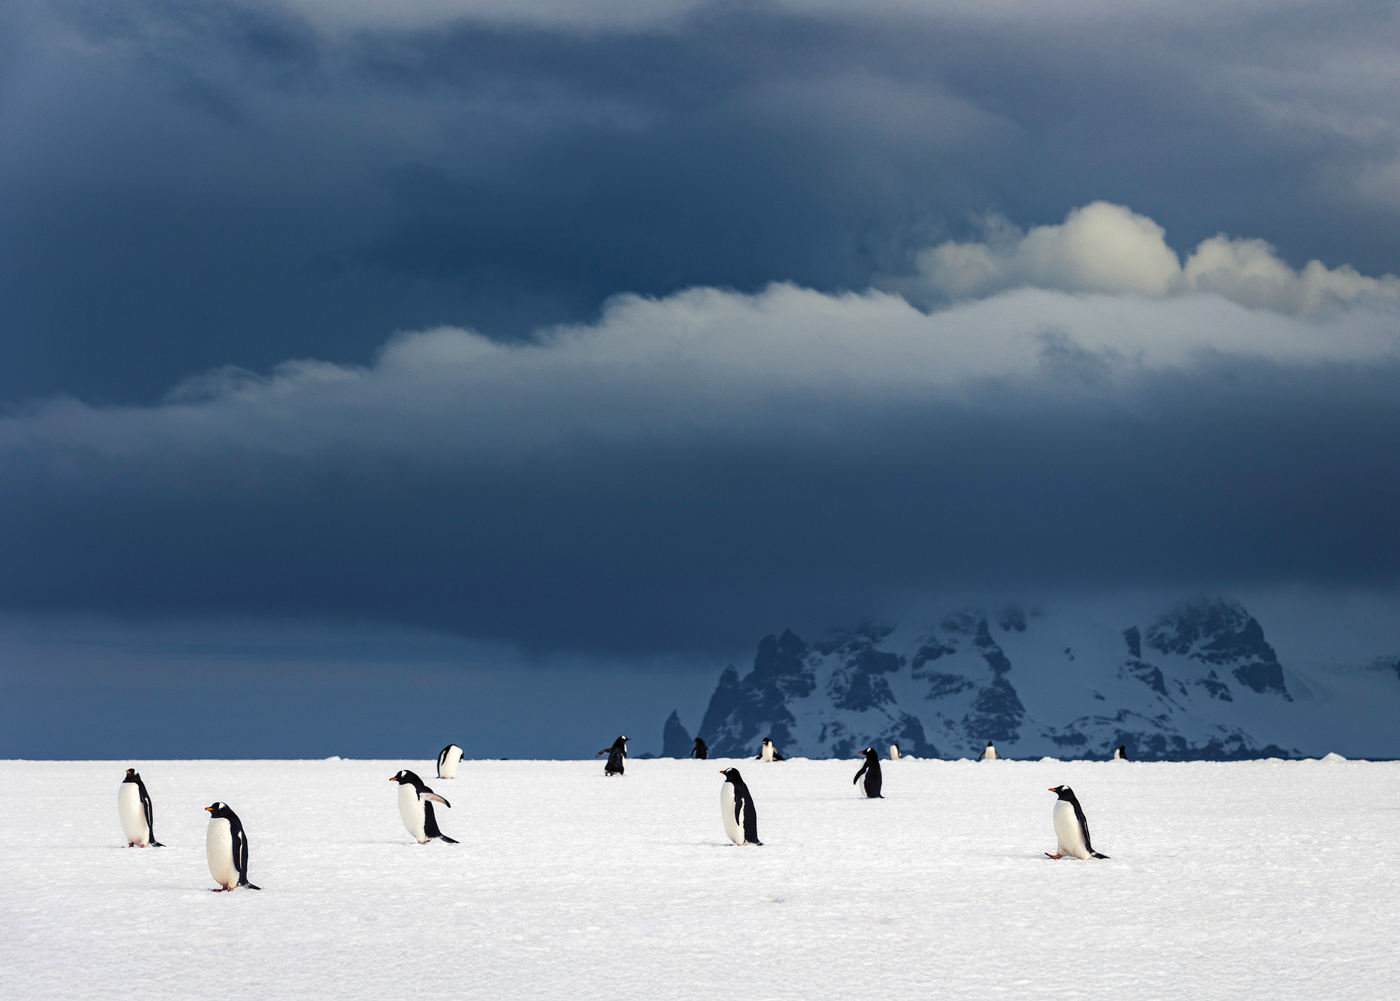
top-left (596, 735), bottom-right (629, 776)
top-left (437, 743), bottom-right (464, 780)
top-left (390, 770), bottom-right (459, 844)
top-left (756, 737), bottom-right (786, 762)
top-left (1047, 785), bottom-right (1109, 860)
top-left (853, 747), bottom-right (883, 798)
top-left (692, 737), bottom-right (709, 760)
top-left (719, 768), bottom-right (762, 845)
top-left (979, 741), bottom-right (999, 761)
top-left (1112, 745), bottom-right (1128, 761)
top-left (118, 768), bottom-right (164, 847)
top-left (204, 803), bottom-right (260, 890)
top-left (889, 743), bottom-right (901, 761)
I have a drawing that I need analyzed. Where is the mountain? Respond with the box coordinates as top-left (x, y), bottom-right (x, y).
top-left (662, 597), bottom-right (1400, 760)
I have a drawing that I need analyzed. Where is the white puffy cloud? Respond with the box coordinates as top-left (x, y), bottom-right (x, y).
top-left (895, 201), bottom-right (1400, 314)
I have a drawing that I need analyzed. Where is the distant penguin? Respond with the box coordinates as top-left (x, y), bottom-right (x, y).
top-left (118, 769), bottom-right (164, 848)
top-left (719, 768), bottom-right (762, 845)
top-left (853, 747), bottom-right (883, 798)
top-left (756, 737), bottom-right (786, 762)
top-left (1113, 745), bottom-right (1128, 761)
top-left (979, 741), bottom-right (999, 761)
top-left (597, 735), bottom-right (629, 776)
top-left (889, 743), bottom-right (901, 761)
top-left (1047, 785), bottom-right (1109, 860)
top-left (390, 770), bottom-right (459, 844)
top-left (437, 744), bottom-right (464, 780)
top-left (204, 803), bottom-right (260, 890)
top-left (692, 737), bottom-right (709, 760)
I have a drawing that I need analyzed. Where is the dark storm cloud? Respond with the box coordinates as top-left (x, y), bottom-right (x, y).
top-left (5, 0), bottom-right (1400, 403)
top-left (3, 285), bottom-right (1399, 653)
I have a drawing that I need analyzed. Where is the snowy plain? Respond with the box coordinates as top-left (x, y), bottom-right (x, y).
top-left (2, 756), bottom-right (1397, 1000)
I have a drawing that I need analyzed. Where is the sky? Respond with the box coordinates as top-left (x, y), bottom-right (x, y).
top-left (3, 0), bottom-right (1400, 757)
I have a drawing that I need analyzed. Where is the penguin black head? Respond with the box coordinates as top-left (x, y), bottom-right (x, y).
top-left (987, 741), bottom-right (995, 747)
top-left (205, 802), bottom-right (233, 819)
top-left (1049, 785), bottom-right (1079, 803)
top-left (390, 769), bottom-right (425, 789)
top-left (720, 767), bottom-right (746, 785)
top-left (123, 768), bottom-right (139, 782)
top-left (858, 747), bottom-right (879, 760)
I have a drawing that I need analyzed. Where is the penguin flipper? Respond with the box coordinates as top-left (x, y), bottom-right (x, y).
top-left (422, 792), bottom-right (451, 808)
top-left (774, 752), bottom-right (785, 761)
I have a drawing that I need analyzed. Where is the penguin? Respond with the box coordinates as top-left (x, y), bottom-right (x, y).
top-left (979, 741), bottom-right (999, 761)
top-left (756, 737), bottom-right (786, 762)
top-left (1112, 745), bottom-right (1128, 761)
top-left (596, 735), bottom-right (629, 776)
top-left (204, 803), bottom-right (260, 890)
top-left (889, 743), bottom-right (901, 761)
top-left (118, 768), bottom-right (164, 847)
top-left (437, 743), bottom-right (464, 780)
top-left (719, 768), bottom-right (762, 845)
top-left (853, 747), bottom-right (883, 798)
top-left (692, 737), bottom-right (709, 760)
top-left (1046, 785), bottom-right (1109, 860)
top-left (390, 770), bottom-right (459, 844)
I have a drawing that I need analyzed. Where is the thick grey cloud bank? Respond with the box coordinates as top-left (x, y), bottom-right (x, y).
top-left (5, 257), bottom-right (1400, 652)
top-left (5, 0), bottom-right (1400, 401)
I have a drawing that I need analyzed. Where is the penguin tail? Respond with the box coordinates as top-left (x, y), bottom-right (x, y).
top-left (150, 840), bottom-right (166, 847)
top-left (1091, 852), bottom-right (1109, 859)
top-left (241, 881), bottom-right (262, 890)
top-left (437, 834), bottom-right (460, 844)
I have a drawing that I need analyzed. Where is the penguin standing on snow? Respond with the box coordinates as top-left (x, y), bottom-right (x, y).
top-left (719, 768), bottom-right (762, 845)
top-left (979, 741), bottom-right (999, 761)
top-left (853, 747), bottom-right (883, 798)
top-left (118, 769), bottom-right (165, 847)
top-left (597, 736), bottom-right (629, 776)
top-left (1046, 785), bottom-right (1109, 860)
top-left (437, 743), bottom-right (464, 780)
top-left (692, 737), bottom-right (709, 760)
top-left (204, 803), bottom-right (260, 891)
top-left (756, 737), bottom-right (785, 762)
top-left (889, 743), bottom-right (901, 761)
top-left (1112, 745), bottom-right (1128, 761)
top-left (390, 770), bottom-right (459, 844)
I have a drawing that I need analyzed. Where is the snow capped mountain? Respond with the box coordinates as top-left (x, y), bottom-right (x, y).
top-left (663, 598), bottom-right (1400, 760)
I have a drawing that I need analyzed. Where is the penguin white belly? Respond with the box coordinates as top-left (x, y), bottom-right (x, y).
top-left (206, 818), bottom-right (239, 888)
top-left (398, 784), bottom-right (427, 841)
top-left (1052, 800), bottom-right (1091, 859)
top-left (720, 784), bottom-right (745, 845)
top-left (761, 745), bottom-right (773, 762)
top-left (118, 784), bottom-right (149, 845)
top-left (440, 747), bottom-right (463, 779)
top-left (984, 748), bottom-right (998, 761)
top-left (889, 745), bottom-right (900, 761)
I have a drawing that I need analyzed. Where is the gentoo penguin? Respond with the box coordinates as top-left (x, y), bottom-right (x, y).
top-left (979, 741), bottom-right (999, 761)
top-left (719, 768), bottom-right (762, 845)
top-left (437, 743), bottom-right (464, 780)
top-left (853, 747), bottom-right (883, 798)
top-left (390, 770), bottom-right (459, 844)
top-left (889, 743), bottom-right (901, 761)
top-left (1112, 745), bottom-right (1128, 761)
top-left (597, 735), bottom-right (629, 776)
top-left (118, 769), bottom-right (165, 847)
top-left (756, 737), bottom-right (786, 762)
top-left (204, 803), bottom-right (260, 891)
top-left (692, 737), bottom-right (709, 760)
top-left (1046, 785), bottom-right (1109, 860)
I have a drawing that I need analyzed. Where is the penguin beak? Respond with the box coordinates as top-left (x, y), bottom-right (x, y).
top-left (204, 806), bottom-right (213, 813)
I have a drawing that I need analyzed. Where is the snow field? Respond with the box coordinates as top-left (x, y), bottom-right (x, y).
top-left (1, 757), bottom-right (1397, 1000)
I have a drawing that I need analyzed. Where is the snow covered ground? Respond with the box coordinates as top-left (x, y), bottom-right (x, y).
top-left (2, 756), bottom-right (1397, 1000)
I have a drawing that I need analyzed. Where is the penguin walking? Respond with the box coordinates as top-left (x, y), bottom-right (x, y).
top-left (719, 768), bottom-right (762, 845)
top-left (979, 741), bottom-right (999, 761)
top-left (853, 747), bottom-right (883, 798)
top-left (597, 736), bottom-right (629, 776)
top-left (390, 770), bottom-right (459, 844)
top-left (1112, 745), bottom-right (1128, 761)
top-left (756, 737), bottom-right (786, 762)
top-left (889, 743), bottom-right (901, 761)
top-left (1046, 785), bottom-right (1109, 860)
top-left (692, 737), bottom-right (709, 760)
top-left (118, 769), bottom-right (165, 847)
top-left (437, 743), bottom-right (464, 780)
top-left (204, 803), bottom-right (260, 890)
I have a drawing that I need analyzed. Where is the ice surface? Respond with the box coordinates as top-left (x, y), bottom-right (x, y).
top-left (2, 757), bottom-right (1398, 1000)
